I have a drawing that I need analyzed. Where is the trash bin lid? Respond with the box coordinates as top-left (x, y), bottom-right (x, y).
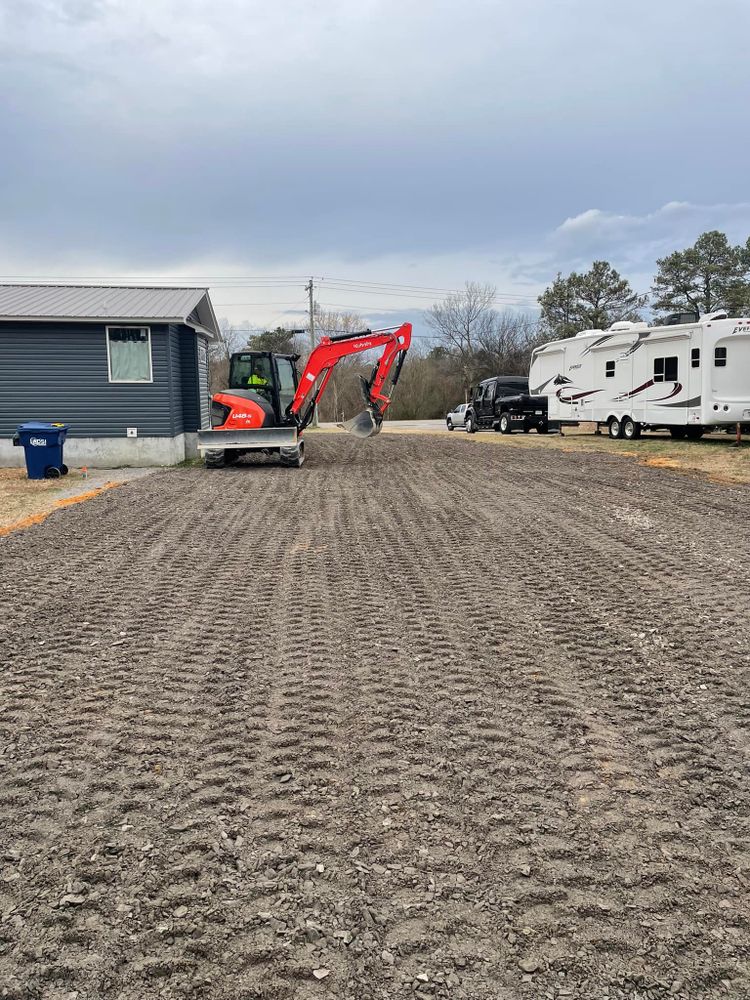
top-left (17, 421), bottom-right (69, 431)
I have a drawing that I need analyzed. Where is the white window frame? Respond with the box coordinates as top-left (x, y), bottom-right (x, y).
top-left (106, 326), bottom-right (154, 384)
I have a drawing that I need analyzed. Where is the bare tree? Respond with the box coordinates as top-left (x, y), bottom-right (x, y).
top-left (209, 318), bottom-right (249, 394)
top-left (311, 306), bottom-right (369, 422)
top-left (425, 282), bottom-right (497, 393)
top-left (475, 310), bottom-right (548, 375)
top-left (386, 345), bottom-right (462, 420)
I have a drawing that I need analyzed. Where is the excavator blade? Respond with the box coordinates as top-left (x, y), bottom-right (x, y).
top-left (341, 409), bottom-right (382, 438)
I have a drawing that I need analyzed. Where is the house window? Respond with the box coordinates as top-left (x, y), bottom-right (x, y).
top-left (691, 348), bottom-right (700, 368)
top-left (654, 356), bottom-right (678, 382)
top-left (107, 327), bottom-right (153, 383)
top-left (715, 346), bottom-right (727, 367)
top-left (605, 360), bottom-right (615, 378)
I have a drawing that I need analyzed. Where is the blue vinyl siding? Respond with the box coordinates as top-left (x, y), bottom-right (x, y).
top-left (178, 326), bottom-right (199, 432)
top-left (0, 321), bottom-right (200, 438)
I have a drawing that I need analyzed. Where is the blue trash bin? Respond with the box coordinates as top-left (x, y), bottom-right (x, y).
top-left (13, 422), bottom-right (70, 480)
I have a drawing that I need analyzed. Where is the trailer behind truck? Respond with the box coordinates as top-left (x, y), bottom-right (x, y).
top-left (529, 311), bottom-right (750, 439)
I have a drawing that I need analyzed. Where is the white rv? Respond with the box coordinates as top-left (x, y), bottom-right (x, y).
top-left (529, 311), bottom-right (750, 439)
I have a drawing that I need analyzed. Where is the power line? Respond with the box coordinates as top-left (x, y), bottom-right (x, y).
top-left (320, 277), bottom-right (538, 300)
top-left (211, 300), bottom-right (306, 306)
top-left (0, 272), bottom-right (540, 303)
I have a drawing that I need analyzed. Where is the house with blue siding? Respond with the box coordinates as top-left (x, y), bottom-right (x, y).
top-left (0, 285), bottom-right (218, 467)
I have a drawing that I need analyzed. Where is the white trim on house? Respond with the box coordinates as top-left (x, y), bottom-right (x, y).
top-left (5, 314), bottom-right (197, 326)
top-left (106, 325), bottom-right (154, 384)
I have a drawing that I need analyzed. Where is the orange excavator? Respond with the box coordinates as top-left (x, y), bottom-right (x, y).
top-left (198, 322), bottom-right (412, 467)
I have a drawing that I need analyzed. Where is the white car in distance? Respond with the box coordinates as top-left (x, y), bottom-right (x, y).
top-left (446, 402), bottom-right (468, 430)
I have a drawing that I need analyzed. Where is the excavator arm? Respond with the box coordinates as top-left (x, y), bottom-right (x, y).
top-left (291, 322), bottom-right (412, 437)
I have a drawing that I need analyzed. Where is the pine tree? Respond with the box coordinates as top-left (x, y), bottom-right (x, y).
top-left (538, 261), bottom-right (646, 338)
top-left (651, 230), bottom-right (750, 318)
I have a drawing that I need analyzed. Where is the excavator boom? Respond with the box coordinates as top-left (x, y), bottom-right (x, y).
top-left (291, 322), bottom-right (412, 435)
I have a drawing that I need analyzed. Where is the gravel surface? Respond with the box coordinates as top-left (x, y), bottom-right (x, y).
top-left (1, 435), bottom-right (749, 999)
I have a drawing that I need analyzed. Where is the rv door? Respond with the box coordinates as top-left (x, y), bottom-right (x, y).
top-left (644, 338), bottom-right (689, 424)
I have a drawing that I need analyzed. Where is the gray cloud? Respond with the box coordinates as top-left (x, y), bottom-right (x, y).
top-left (0, 0), bottom-right (748, 316)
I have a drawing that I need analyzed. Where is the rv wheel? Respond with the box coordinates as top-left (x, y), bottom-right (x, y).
top-left (685, 426), bottom-right (704, 441)
top-left (608, 417), bottom-right (623, 439)
top-left (622, 417), bottom-right (641, 440)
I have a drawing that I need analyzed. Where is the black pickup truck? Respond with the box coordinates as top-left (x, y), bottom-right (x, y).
top-left (464, 375), bottom-right (554, 434)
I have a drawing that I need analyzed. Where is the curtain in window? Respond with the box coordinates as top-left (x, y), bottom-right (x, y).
top-left (109, 328), bottom-right (151, 382)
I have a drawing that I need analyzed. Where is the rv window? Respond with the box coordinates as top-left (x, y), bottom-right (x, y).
top-left (605, 360), bottom-right (615, 378)
top-left (691, 348), bottom-right (700, 368)
top-left (654, 356), bottom-right (678, 382)
top-left (715, 346), bottom-right (727, 367)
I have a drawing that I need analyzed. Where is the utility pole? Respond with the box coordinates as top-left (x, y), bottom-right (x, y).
top-left (306, 278), bottom-right (316, 351)
top-left (305, 278), bottom-right (318, 425)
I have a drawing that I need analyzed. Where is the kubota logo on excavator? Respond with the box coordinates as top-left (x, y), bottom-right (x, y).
top-left (351, 340), bottom-right (373, 349)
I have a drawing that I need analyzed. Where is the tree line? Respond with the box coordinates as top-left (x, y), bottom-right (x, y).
top-left (211, 229), bottom-right (750, 419)
top-left (539, 230), bottom-right (750, 339)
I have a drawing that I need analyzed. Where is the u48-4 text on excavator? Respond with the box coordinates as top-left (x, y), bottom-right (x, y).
top-left (197, 322), bottom-right (412, 468)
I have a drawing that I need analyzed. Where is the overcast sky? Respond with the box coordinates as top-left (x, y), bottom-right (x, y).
top-left (1, 0), bottom-right (749, 329)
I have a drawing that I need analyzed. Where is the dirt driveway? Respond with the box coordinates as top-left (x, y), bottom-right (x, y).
top-left (1, 435), bottom-right (748, 1000)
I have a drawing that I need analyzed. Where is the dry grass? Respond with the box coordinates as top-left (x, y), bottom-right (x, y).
top-left (0, 469), bottom-right (71, 528)
top-left (482, 427), bottom-right (750, 485)
top-left (0, 469), bottom-right (122, 535)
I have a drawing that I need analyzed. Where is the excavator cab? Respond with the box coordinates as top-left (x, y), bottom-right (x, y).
top-left (222, 352), bottom-right (299, 421)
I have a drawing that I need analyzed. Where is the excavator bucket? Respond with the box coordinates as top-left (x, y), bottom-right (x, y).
top-left (340, 374), bottom-right (387, 438)
top-left (341, 409), bottom-right (382, 438)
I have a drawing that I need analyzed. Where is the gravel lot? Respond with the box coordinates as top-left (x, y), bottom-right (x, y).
top-left (1, 434), bottom-right (749, 1000)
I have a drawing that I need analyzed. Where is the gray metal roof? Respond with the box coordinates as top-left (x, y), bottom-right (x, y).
top-left (0, 284), bottom-right (219, 338)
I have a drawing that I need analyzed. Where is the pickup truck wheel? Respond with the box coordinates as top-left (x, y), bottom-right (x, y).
top-left (465, 415), bottom-right (476, 434)
top-left (499, 413), bottom-right (512, 435)
top-left (446, 419), bottom-right (454, 430)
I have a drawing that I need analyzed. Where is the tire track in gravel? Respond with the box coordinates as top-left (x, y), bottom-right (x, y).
top-left (342, 448), bottom-right (748, 1000)
top-left (1, 435), bottom-right (749, 1000)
